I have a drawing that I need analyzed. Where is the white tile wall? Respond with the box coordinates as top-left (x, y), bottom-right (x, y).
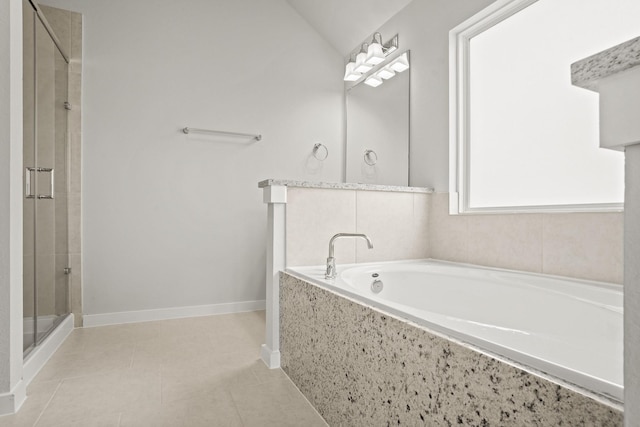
top-left (355, 191), bottom-right (428, 262)
top-left (542, 213), bottom-right (623, 283)
top-left (285, 188), bottom-right (623, 284)
top-left (286, 188), bottom-right (357, 267)
top-left (467, 213), bottom-right (543, 274)
top-left (429, 192), bottom-right (623, 284)
top-left (286, 188), bottom-right (429, 267)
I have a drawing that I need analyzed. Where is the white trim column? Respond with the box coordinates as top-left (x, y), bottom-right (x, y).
top-left (572, 37), bottom-right (640, 425)
top-left (0, 0), bottom-right (26, 415)
top-left (261, 185), bottom-right (287, 368)
top-left (625, 144), bottom-right (640, 425)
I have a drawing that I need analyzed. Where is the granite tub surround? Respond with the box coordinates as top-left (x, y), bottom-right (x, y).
top-left (572, 36), bottom-right (640, 151)
top-left (258, 179), bottom-right (433, 194)
top-left (280, 273), bottom-right (623, 426)
top-left (571, 36), bottom-right (640, 90)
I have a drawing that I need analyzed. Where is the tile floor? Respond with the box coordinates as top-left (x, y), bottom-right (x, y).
top-left (0, 311), bottom-right (327, 427)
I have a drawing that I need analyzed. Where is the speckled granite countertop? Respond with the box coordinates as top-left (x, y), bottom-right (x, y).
top-left (258, 179), bottom-right (433, 193)
top-left (572, 36), bottom-right (640, 90)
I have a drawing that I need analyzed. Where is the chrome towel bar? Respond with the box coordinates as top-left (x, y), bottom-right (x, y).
top-left (182, 127), bottom-right (262, 141)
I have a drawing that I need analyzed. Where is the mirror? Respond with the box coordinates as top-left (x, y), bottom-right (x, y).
top-left (345, 50), bottom-right (410, 186)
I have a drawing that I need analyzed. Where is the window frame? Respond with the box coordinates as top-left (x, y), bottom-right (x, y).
top-left (448, 0), bottom-right (624, 215)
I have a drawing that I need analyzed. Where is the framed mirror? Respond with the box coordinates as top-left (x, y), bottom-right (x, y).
top-left (345, 50), bottom-right (410, 186)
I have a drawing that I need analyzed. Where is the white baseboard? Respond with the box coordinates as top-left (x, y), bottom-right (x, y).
top-left (23, 314), bottom-right (74, 386)
top-left (261, 344), bottom-right (281, 369)
top-left (2, 314), bottom-right (74, 417)
top-left (0, 380), bottom-right (26, 417)
top-left (82, 300), bottom-right (266, 327)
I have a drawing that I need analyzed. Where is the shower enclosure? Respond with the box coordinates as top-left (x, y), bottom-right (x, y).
top-left (22, 0), bottom-right (71, 356)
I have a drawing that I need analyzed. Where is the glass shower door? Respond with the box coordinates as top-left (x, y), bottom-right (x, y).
top-left (23, 1), bottom-right (36, 353)
top-left (23, 1), bottom-right (71, 355)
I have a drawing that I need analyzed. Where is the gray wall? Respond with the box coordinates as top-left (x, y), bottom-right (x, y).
top-left (39, 0), bottom-right (345, 316)
top-left (35, 0), bottom-right (501, 317)
top-left (372, 0), bottom-right (496, 189)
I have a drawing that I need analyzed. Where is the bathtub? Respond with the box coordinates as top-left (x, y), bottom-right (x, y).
top-left (287, 259), bottom-right (623, 403)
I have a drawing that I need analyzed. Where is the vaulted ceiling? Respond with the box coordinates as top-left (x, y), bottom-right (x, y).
top-left (286, 0), bottom-right (414, 56)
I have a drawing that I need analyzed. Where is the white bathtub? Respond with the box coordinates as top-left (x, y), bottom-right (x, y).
top-left (287, 259), bottom-right (623, 403)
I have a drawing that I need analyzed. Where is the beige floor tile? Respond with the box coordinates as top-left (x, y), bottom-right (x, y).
top-left (78, 321), bottom-right (163, 350)
top-left (37, 412), bottom-right (121, 427)
top-left (120, 391), bottom-right (242, 427)
top-left (0, 379), bottom-right (61, 427)
top-left (230, 377), bottom-right (327, 427)
top-left (36, 369), bottom-right (161, 426)
top-left (32, 343), bottom-right (134, 383)
top-left (6, 311), bottom-right (327, 427)
top-left (161, 355), bottom-right (261, 405)
top-left (250, 360), bottom-right (291, 384)
top-left (50, 330), bottom-right (85, 355)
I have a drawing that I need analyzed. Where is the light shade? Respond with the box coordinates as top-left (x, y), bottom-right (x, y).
top-left (389, 53), bottom-right (410, 72)
top-left (365, 42), bottom-right (385, 65)
top-left (364, 75), bottom-right (383, 87)
top-left (377, 67), bottom-right (395, 80)
top-left (354, 51), bottom-right (373, 73)
top-left (343, 61), bottom-right (361, 81)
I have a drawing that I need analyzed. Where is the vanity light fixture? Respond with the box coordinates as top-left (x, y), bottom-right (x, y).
top-left (353, 44), bottom-right (373, 73)
top-left (365, 33), bottom-right (385, 65)
top-left (343, 54), bottom-right (361, 81)
top-left (364, 75), bottom-right (383, 87)
top-left (376, 67), bottom-right (396, 80)
top-left (343, 33), bottom-right (399, 82)
top-left (389, 52), bottom-right (410, 72)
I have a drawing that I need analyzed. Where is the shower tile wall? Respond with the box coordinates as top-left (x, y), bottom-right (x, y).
top-left (40, 5), bottom-right (83, 326)
top-left (429, 193), bottom-right (624, 284)
top-left (286, 188), bottom-right (430, 267)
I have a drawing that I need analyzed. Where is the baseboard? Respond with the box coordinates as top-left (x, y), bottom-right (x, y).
top-left (261, 344), bottom-right (281, 369)
top-left (0, 380), bottom-right (26, 417)
top-left (23, 314), bottom-right (74, 386)
top-left (82, 300), bottom-right (266, 327)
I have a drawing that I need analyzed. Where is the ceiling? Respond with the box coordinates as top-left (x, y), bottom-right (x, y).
top-left (286, 0), bottom-right (414, 57)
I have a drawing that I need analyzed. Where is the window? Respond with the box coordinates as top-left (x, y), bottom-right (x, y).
top-left (449, 0), bottom-right (639, 213)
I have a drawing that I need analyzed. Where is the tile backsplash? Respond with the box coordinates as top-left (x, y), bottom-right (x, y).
top-left (285, 187), bottom-right (623, 284)
top-left (286, 188), bottom-right (429, 267)
top-left (429, 192), bottom-right (623, 284)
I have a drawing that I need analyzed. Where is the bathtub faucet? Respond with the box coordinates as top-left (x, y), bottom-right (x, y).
top-left (326, 233), bottom-right (373, 279)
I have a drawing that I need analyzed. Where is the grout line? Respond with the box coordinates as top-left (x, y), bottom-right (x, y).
top-left (159, 370), bottom-right (164, 405)
top-left (541, 213), bottom-right (546, 274)
top-left (117, 412), bottom-right (123, 427)
top-left (129, 347), bottom-right (136, 369)
top-left (227, 386), bottom-right (247, 427)
top-left (32, 380), bottom-right (63, 427)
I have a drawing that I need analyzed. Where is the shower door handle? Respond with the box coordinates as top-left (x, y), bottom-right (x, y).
top-left (36, 168), bottom-right (54, 200)
top-left (25, 167), bottom-right (36, 199)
